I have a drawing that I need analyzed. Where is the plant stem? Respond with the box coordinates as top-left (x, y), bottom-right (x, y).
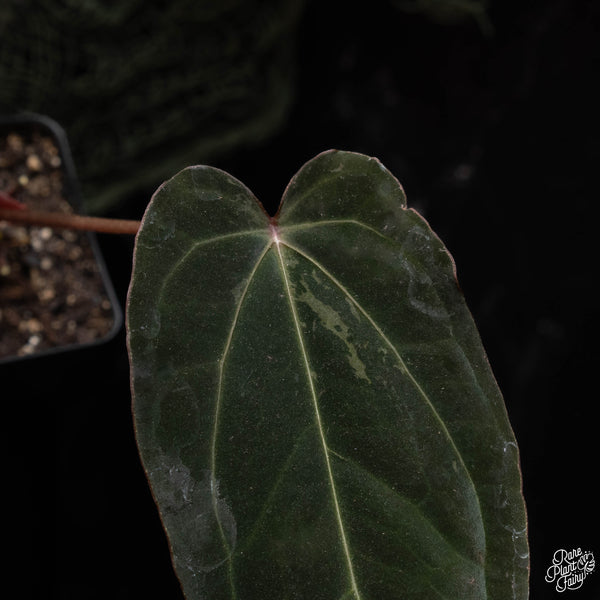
top-left (0, 207), bottom-right (140, 235)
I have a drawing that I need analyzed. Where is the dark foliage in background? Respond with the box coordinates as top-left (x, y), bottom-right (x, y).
top-left (0, 0), bottom-right (305, 213)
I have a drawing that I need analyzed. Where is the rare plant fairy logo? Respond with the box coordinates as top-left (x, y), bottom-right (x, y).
top-left (545, 548), bottom-right (595, 592)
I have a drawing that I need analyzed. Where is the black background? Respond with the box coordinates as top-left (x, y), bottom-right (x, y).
top-left (4, 1), bottom-right (599, 598)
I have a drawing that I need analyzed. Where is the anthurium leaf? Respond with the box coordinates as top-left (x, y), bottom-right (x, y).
top-left (127, 150), bottom-right (528, 599)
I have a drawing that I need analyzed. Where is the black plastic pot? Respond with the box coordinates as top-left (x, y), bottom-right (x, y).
top-left (0, 112), bottom-right (122, 363)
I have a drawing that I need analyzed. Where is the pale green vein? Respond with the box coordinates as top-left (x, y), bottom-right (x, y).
top-left (210, 237), bottom-right (273, 599)
top-left (328, 448), bottom-right (482, 568)
top-left (278, 238), bottom-right (485, 542)
top-left (156, 228), bottom-right (269, 307)
top-left (274, 237), bottom-right (363, 600)
top-left (279, 219), bottom-right (393, 243)
top-left (242, 425), bottom-right (314, 552)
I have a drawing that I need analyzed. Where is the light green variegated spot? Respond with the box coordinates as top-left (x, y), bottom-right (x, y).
top-left (127, 150), bottom-right (528, 599)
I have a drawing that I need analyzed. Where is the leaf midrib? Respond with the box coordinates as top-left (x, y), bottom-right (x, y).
top-left (274, 236), bottom-right (363, 600)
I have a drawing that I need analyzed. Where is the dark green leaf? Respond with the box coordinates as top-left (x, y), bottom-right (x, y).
top-left (127, 150), bottom-right (528, 599)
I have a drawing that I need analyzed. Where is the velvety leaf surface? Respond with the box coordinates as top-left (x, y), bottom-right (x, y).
top-left (127, 150), bottom-right (528, 599)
